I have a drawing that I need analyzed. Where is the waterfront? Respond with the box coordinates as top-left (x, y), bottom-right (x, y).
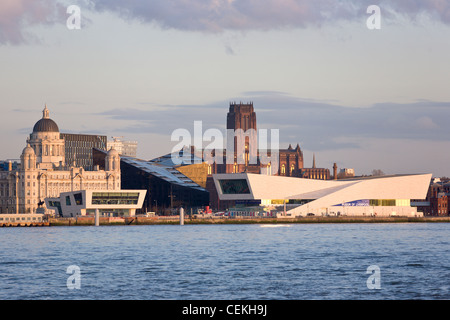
top-left (0, 223), bottom-right (449, 300)
top-left (46, 215), bottom-right (450, 226)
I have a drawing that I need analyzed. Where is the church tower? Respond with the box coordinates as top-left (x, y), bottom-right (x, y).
top-left (226, 102), bottom-right (258, 171)
top-left (227, 102), bottom-right (257, 133)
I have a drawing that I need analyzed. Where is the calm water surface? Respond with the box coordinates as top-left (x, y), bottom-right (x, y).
top-left (0, 223), bottom-right (449, 300)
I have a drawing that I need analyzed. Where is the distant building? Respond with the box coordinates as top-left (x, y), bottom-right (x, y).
top-left (0, 161), bottom-right (19, 172)
top-left (412, 178), bottom-right (450, 216)
top-left (213, 173), bottom-right (432, 217)
top-left (202, 102), bottom-right (332, 209)
top-left (0, 106), bottom-right (121, 214)
top-left (61, 133), bottom-right (107, 170)
top-left (430, 192), bottom-right (449, 216)
top-left (299, 154), bottom-right (331, 180)
top-left (338, 168), bottom-right (356, 179)
top-left (45, 189), bottom-right (147, 217)
top-left (107, 137), bottom-right (138, 157)
top-left (93, 149), bottom-right (209, 215)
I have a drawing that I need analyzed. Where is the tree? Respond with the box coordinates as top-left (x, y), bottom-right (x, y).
top-left (371, 169), bottom-right (385, 176)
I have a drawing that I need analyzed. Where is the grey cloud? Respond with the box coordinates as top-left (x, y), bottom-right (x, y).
top-left (3, 0), bottom-right (450, 45)
top-left (88, 0), bottom-right (450, 32)
top-left (96, 93), bottom-right (450, 152)
top-left (0, 0), bottom-right (66, 45)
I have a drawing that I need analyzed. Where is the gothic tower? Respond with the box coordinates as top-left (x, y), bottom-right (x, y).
top-left (226, 102), bottom-right (258, 170)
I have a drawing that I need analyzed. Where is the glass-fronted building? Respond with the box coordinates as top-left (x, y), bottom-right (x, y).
top-left (61, 133), bottom-right (107, 170)
top-left (45, 189), bottom-right (146, 217)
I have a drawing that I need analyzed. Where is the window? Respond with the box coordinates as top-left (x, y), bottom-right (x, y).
top-left (219, 179), bottom-right (250, 195)
top-left (74, 193), bottom-right (83, 206)
top-left (92, 192), bottom-right (139, 205)
top-left (281, 164), bottom-right (286, 175)
top-left (66, 196), bottom-right (71, 206)
top-left (49, 201), bottom-right (62, 216)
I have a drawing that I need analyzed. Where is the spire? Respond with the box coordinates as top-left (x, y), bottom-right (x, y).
top-left (43, 104), bottom-right (50, 119)
top-left (333, 163), bottom-right (338, 180)
top-left (313, 153), bottom-right (316, 169)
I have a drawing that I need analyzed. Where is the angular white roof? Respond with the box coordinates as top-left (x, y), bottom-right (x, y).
top-left (213, 173), bottom-right (432, 215)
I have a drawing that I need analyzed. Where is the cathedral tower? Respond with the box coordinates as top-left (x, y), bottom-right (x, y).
top-left (226, 102), bottom-right (258, 169)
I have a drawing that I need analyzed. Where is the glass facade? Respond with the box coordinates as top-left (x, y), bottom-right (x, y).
top-left (48, 200), bottom-right (62, 215)
top-left (62, 133), bottom-right (107, 170)
top-left (369, 199), bottom-right (410, 207)
top-left (92, 192), bottom-right (139, 205)
top-left (219, 179), bottom-right (250, 195)
top-left (86, 209), bottom-right (130, 216)
top-left (74, 192), bottom-right (83, 205)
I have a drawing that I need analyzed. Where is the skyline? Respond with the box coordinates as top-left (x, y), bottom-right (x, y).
top-left (1, 1), bottom-right (450, 176)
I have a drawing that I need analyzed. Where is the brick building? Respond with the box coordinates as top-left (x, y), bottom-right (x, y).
top-left (413, 178), bottom-right (450, 216)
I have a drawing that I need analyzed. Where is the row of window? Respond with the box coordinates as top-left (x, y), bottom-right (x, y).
top-left (0, 216), bottom-right (42, 222)
top-left (92, 192), bottom-right (140, 205)
top-left (31, 144), bottom-right (64, 157)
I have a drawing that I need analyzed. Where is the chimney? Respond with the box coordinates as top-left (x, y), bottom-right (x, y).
top-left (333, 163), bottom-right (338, 180)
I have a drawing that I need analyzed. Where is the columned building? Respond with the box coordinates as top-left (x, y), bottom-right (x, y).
top-left (0, 106), bottom-right (121, 214)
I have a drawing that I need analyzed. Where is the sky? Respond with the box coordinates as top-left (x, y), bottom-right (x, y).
top-left (1, 0), bottom-right (450, 177)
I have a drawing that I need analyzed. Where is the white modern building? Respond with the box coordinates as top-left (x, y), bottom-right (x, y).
top-left (45, 189), bottom-right (147, 217)
top-left (213, 173), bottom-right (432, 218)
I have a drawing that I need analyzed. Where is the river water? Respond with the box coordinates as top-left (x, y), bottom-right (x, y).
top-left (0, 223), bottom-right (448, 300)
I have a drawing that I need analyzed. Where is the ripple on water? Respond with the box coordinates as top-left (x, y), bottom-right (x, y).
top-left (0, 224), bottom-right (448, 300)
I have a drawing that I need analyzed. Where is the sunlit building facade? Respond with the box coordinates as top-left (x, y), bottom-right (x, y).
top-left (213, 173), bottom-right (432, 217)
top-left (0, 106), bottom-right (121, 214)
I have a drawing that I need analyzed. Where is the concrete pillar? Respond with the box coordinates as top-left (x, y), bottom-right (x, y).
top-left (180, 207), bottom-right (184, 226)
top-left (95, 209), bottom-right (99, 226)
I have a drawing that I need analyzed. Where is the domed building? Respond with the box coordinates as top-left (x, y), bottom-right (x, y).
top-left (28, 105), bottom-right (65, 170)
top-left (0, 105), bottom-right (122, 215)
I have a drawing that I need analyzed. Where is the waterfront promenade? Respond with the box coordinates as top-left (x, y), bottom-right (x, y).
top-left (46, 215), bottom-right (450, 226)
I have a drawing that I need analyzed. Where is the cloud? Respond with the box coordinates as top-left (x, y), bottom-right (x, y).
top-left (0, 0), bottom-right (65, 45)
top-left (2, 0), bottom-right (450, 45)
top-left (87, 0), bottom-right (450, 32)
top-left (95, 92), bottom-right (450, 153)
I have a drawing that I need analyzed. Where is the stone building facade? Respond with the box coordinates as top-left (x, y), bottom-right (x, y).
top-left (0, 106), bottom-right (120, 214)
